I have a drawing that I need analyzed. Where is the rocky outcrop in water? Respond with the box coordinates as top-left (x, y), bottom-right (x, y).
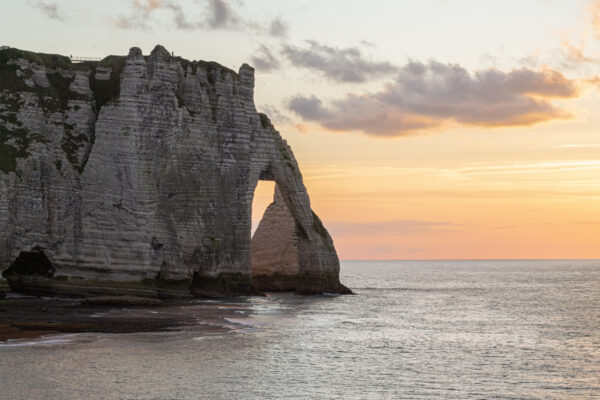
top-left (0, 45), bottom-right (351, 297)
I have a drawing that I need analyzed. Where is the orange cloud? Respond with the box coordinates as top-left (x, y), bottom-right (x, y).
top-left (288, 62), bottom-right (579, 137)
top-left (134, 0), bottom-right (162, 11)
top-left (561, 39), bottom-right (596, 66)
top-left (294, 123), bottom-right (309, 134)
top-left (581, 75), bottom-right (600, 88)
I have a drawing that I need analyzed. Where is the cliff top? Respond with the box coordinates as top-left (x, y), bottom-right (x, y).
top-left (0, 45), bottom-right (244, 78)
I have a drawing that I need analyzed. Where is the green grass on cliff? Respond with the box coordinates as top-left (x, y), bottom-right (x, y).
top-left (0, 48), bottom-right (244, 175)
top-left (0, 121), bottom-right (47, 174)
top-left (259, 113), bottom-right (272, 129)
top-left (0, 91), bottom-right (47, 174)
top-left (176, 57), bottom-right (239, 80)
top-left (0, 47), bottom-right (126, 114)
top-left (0, 124), bottom-right (31, 173)
top-left (0, 51), bottom-right (31, 93)
top-left (0, 48), bottom-right (128, 174)
top-left (59, 123), bottom-right (90, 173)
top-left (0, 48), bottom-right (77, 70)
top-left (0, 47), bottom-right (88, 114)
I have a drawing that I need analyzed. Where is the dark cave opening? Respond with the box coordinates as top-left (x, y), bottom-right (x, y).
top-left (2, 250), bottom-right (56, 278)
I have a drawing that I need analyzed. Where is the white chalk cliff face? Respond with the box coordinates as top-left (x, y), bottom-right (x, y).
top-left (0, 45), bottom-right (351, 297)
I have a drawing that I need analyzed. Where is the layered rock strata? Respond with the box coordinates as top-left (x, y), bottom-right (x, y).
top-left (0, 45), bottom-right (351, 297)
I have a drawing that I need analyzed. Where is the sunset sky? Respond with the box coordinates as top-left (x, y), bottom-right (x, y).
top-left (2, 0), bottom-right (600, 259)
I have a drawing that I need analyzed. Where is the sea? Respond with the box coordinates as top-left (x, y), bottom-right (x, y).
top-left (1, 260), bottom-right (599, 400)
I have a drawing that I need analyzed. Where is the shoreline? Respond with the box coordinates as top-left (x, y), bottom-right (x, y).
top-left (0, 293), bottom-right (249, 342)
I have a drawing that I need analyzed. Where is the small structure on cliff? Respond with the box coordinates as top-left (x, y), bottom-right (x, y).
top-left (0, 45), bottom-right (351, 297)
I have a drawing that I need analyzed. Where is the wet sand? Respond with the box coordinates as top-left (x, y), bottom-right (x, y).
top-left (0, 293), bottom-right (247, 342)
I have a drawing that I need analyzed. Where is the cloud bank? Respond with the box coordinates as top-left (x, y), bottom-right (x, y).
top-left (288, 61), bottom-right (580, 136)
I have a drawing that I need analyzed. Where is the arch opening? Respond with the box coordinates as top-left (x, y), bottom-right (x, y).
top-left (250, 181), bottom-right (301, 291)
top-left (251, 180), bottom-right (276, 237)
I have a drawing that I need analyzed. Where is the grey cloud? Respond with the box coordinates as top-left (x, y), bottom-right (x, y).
top-left (251, 45), bottom-right (280, 72)
top-left (247, 17), bottom-right (289, 38)
top-left (268, 17), bottom-right (289, 37)
top-left (31, 1), bottom-right (64, 21)
top-left (204, 0), bottom-right (239, 29)
top-left (287, 96), bottom-right (330, 120)
top-left (281, 40), bottom-right (398, 83)
top-left (112, 15), bottom-right (147, 29)
top-left (113, 0), bottom-right (287, 36)
top-left (359, 40), bottom-right (376, 48)
top-left (258, 105), bottom-right (293, 125)
top-left (288, 61), bottom-right (579, 136)
top-left (168, 2), bottom-right (195, 29)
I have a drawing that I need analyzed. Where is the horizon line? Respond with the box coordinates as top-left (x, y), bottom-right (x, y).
top-left (340, 258), bottom-right (600, 261)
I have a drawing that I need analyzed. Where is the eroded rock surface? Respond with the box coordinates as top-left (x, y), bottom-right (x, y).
top-left (0, 45), bottom-right (351, 297)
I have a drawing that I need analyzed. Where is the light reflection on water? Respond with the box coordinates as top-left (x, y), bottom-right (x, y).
top-left (1, 260), bottom-right (599, 399)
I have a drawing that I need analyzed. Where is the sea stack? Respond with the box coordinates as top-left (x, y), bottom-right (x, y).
top-left (0, 45), bottom-right (351, 298)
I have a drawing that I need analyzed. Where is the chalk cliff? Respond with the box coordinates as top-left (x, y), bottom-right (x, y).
top-left (0, 45), bottom-right (351, 297)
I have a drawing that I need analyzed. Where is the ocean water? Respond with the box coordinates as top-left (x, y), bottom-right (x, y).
top-left (1, 260), bottom-right (599, 399)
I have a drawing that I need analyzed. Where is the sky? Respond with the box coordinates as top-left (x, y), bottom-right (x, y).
top-left (1, 0), bottom-right (600, 259)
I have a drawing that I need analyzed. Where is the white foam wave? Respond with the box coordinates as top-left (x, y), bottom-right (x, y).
top-left (0, 334), bottom-right (77, 348)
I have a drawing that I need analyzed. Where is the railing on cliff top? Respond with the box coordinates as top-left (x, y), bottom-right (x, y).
top-left (70, 56), bottom-right (102, 63)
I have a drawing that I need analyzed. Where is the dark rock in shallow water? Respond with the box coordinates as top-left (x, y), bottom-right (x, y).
top-left (0, 279), bottom-right (7, 298)
top-left (85, 296), bottom-right (163, 307)
top-left (0, 45), bottom-right (351, 298)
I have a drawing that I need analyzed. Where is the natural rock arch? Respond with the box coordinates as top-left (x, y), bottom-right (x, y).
top-left (0, 45), bottom-right (351, 297)
top-left (246, 150), bottom-right (350, 294)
